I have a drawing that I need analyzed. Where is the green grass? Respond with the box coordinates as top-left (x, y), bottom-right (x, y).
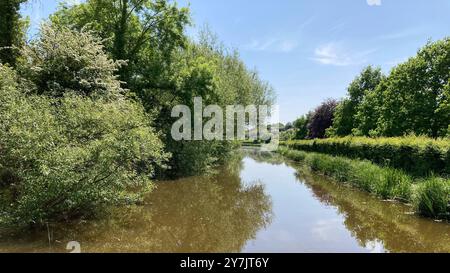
top-left (415, 178), bottom-right (450, 219)
top-left (278, 147), bottom-right (450, 220)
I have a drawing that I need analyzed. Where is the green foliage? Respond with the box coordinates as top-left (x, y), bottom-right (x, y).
top-left (1, 1), bottom-right (275, 228)
top-left (280, 129), bottom-right (297, 141)
top-left (0, 0), bottom-right (28, 66)
top-left (51, 3), bottom-right (275, 177)
top-left (279, 147), bottom-right (450, 220)
top-left (18, 24), bottom-right (124, 98)
top-left (282, 136), bottom-right (450, 177)
top-left (144, 30), bottom-right (274, 177)
top-left (0, 27), bottom-right (168, 227)
top-left (329, 66), bottom-right (383, 137)
top-left (414, 178), bottom-right (450, 219)
top-left (352, 38), bottom-right (450, 138)
top-left (51, 0), bottom-right (190, 83)
top-left (293, 115), bottom-right (309, 140)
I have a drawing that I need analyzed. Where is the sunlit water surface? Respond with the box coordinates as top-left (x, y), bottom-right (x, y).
top-left (1, 149), bottom-right (449, 253)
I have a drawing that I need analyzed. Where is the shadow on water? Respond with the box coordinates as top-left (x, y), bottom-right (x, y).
top-left (0, 153), bottom-right (273, 253)
top-left (0, 148), bottom-right (449, 253)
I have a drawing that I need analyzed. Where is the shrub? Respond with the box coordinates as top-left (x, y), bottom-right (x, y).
top-left (17, 24), bottom-right (125, 98)
top-left (415, 178), bottom-right (450, 219)
top-left (282, 136), bottom-right (450, 177)
top-left (0, 64), bottom-right (168, 227)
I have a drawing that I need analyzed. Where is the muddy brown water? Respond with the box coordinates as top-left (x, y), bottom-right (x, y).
top-left (0, 149), bottom-right (449, 253)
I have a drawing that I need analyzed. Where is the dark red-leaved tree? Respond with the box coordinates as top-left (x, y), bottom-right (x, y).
top-left (307, 99), bottom-right (338, 139)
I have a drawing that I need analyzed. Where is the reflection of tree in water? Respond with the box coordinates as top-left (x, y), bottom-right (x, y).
top-left (241, 148), bottom-right (286, 166)
top-left (0, 156), bottom-right (273, 253)
top-left (294, 169), bottom-right (450, 253)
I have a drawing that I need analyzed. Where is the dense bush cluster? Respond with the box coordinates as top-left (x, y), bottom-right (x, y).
top-left (50, 3), bottom-right (274, 177)
top-left (278, 148), bottom-right (450, 220)
top-left (0, 26), bottom-right (168, 227)
top-left (0, 1), bottom-right (274, 228)
top-left (281, 136), bottom-right (450, 177)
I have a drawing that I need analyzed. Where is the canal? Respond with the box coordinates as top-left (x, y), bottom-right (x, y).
top-left (1, 149), bottom-right (449, 253)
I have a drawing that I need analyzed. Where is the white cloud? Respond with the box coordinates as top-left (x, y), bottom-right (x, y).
top-left (63, 0), bottom-right (82, 5)
top-left (367, 0), bottom-right (382, 6)
top-left (313, 42), bottom-right (376, 66)
top-left (313, 43), bottom-right (352, 66)
top-left (244, 38), bottom-right (298, 53)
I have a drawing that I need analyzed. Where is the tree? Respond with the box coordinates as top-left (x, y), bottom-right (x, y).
top-left (51, 0), bottom-right (190, 84)
top-left (353, 80), bottom-right (386, 136)
top-left (436, 80), bottom-right (450, 137)
top-left (50, 1), bottom-right (275, 177)
top-left (18, 24), bottom-right (125, 98)
top-left (330, 66), bottom-right (383, 136)
top-left (293, 115), bottom-right (309, 140)
top-left (307, 99), bottom-right (338, 139)
top-left (0, 0), bottom-right (27, 66)
top-left (377, 38), bottom-right (450, 137)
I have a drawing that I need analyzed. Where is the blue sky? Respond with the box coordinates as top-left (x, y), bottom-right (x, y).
top-left (21, 0), bottom-right (450, 122)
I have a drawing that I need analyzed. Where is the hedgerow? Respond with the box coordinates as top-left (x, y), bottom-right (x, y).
top-left (282, 136), bottom-right (450, 177)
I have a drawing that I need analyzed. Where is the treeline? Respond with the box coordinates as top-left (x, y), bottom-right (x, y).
top-left (278, 38), bottom-right (450, 220)
top-left (281, 38), bottom-right (450, 140)
top-left (0, 0), bottom-right (273, 227)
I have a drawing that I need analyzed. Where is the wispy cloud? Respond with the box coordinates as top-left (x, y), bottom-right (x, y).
top-left (244, 38), bottom-right (298, 53)
top-left (313, 42), bottom-right (376, 66)
top-left (243, 17), bottom-right (313, 53)
top-left (377, 27), bottom-right (425, 40)
top-left (367, 0), bottom-right (382, 6)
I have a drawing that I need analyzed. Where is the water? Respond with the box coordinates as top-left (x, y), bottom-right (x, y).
top-left (1, 149), bottom-right (449, 253)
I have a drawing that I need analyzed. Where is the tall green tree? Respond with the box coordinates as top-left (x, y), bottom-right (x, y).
top-left (51, 1), bottom-right (275, 177)
top-left (51, 0), bottom-right (190, 84)
top-left (293, 114), bottom-right (310, 140)
top-left (378, 38), bottom-right (450, 137)
top-left (0, 0), bottom-right (27, 66)
top-left (329, 66), bottom-right (383, 136)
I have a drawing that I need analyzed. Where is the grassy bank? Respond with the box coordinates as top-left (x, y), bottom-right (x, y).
top-left (278, 147), bottom-right (450, 220)
top-left (281, 136), bottom-right (450, 177)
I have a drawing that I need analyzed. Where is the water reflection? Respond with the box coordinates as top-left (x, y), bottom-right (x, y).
top-left (296, 171), bottom-right (450, 253)
top-left (243, 148), bottom-right (450, 253)
top-left (0, 155), bottom-right (273, 253)
top-left (0, 149), bottom-right (449, 253)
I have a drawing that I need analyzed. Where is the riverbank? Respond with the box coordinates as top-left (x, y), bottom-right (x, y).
top-left (281, 137), bottom-right (450, 177)
top-left (2, 149), bottom-right (449, 253)
top-left (277, 147), bottom-right (450, 221)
